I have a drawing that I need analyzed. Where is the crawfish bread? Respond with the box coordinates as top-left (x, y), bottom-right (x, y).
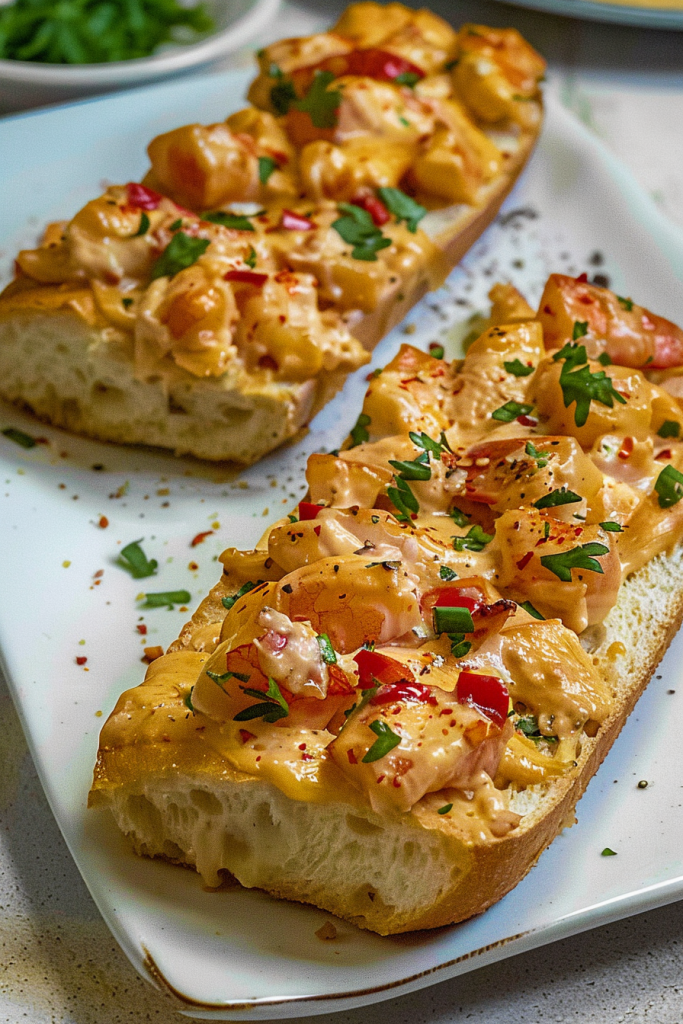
top-left (90, 274), bottom-right (683, 935)
top-left (0, 4), bottom-right (544, 464)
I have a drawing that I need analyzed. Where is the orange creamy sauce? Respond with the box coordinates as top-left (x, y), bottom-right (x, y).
top-left (93, 274), bottom-right (683, 842)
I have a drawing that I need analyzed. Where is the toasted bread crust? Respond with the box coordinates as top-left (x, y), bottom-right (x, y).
top-left (0, 108), bottom-right (540, 465)
top-left (90, 537), bottom-right (683, 934)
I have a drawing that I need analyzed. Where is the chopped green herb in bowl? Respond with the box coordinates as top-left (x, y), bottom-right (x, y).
top-left (0, 0), bottom-right (214, 64)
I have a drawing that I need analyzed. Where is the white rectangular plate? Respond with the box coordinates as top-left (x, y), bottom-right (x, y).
top-left (1, 74), bottom-right (683, 1020)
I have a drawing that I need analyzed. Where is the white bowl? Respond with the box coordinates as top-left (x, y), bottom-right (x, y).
top-left (0, 0), bottom-right (279, 113)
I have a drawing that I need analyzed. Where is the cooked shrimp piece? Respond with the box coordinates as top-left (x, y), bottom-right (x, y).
top-left (446, 320), bottom-right (544, 439)
top-left (269, 555), bottom-right (422, 653)
top-left (537, 274), bottom-right (683, 370)
top-left (191, 623), bottom-right (355, 732)
top-left (306, 453), bottom-right (394, 508)
top-left (268, 506), bottom-right (418, 574)
top-left (494, 508), bottom-right (621, 633)
top-left (361, 344), bottom-right (460, 438)
top-left (532, 355), bottom-right (656, 450)
top-left (460, 435), bottom-right (604, 519)
top-left (330, 672), bottom-right (512, 813)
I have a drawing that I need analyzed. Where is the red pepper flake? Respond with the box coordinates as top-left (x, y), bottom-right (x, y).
top-left (239, 729), bottom-right (256, 744)
top-left (656, 448), bottom-right (672, 461)
top-left (347, 749), bottom-right (358, 764)
top-left (618, 437), bottom-right (634, 460)
top-left (516, 414), bottom-right (538, 427)
top-left (224, 269), bottom-right (268, 286)
top-left (97, 515), bottom-right (109, 529)
top-left (136, 624), bottom-right (148, 635)
top-left (126, 182), bottom-right (162, 210)
top-left (376, 774), bottom-right (385, 784)
top-left (313, 525), bottom-right (322, 536)
top-left (188, 561), bottom-right (199, 571)
top-left (281, 209), bottom-right (315, 231)
top-left (191, 530), bottom-right (213, 547)
top-left (93, 569), bottom-right (104, 579)
top-left (516, 551), bottom-right (533, 571)
top-left (439, 708), bottom-right (453, 716)
top-left (259, 354), bottom-right (279, 371)
top-left (301, 752), bottom-right (314, 761)
top-left (298, 743), bottom-right (307, 750)
top-left (392, 776), bottom-right (402, 787)
top-left (75, 656), bottom-right (87, 666)
top-left (543, 304), bottom-right (553, 315)
top-left (576, 272), bottom-right (589, 283)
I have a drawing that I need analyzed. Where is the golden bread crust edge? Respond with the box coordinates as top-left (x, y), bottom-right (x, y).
top-left (0, 112), bottom-right (541, 464)
top-left (93, 539), bottom-right (683, 934)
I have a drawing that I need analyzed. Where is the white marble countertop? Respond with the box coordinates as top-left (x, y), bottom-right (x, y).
top-left (2, 2), bottom-right (683, 1021)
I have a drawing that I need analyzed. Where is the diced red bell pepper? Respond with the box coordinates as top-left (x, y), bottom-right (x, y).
top-left (345, 48), bottom-right (424, 83)
top-left (456, 670), bottom-right (509, 727)
top-left (353, 649), bottom-right (414, 690)
top-left (432, 588), bottom-right (479, 613)
top-left (281, 209), bottom-right (316, 231)
top-left (371, 681), bottom-right (437, 706)
top-left (224, 269), bottom-right (268, 286)
top-left (126, 182), bottom-right (162, 210)
top-left (298, 501), bottom-right (323, 520)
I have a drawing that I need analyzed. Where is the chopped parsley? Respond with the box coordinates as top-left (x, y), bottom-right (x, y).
top-left (202, 211), bottom-right (255, 231)
top-left (439, 565), bottom-right (458, 581)
top-left (504, 358), bottom-right (534, 377)
top-left (601, 847), bottom-right (617, 857)
top-left (245, 246), bottom-right (257, 269)
top-left (449, 506), bottom-right (470, 528)
top-left (655, 464), bottom-right (683, 508)
top-left (332, 203), bottom-right (391, 261)
top-left (525, 441), bottom-right (549, 468)
top-left (599, 521), bottom-right (624, 532)
top-left (437, 803), bottom-right (453, 815)
top-left (117, 539), bottom-right (158, 579)
top-left (553, 343), bottom-right (626, 428)
top-left (206, 668), bottom-right (250, 687)
top-left (572, 320), bottom-right (589, 340)
top-left (234, 677), bottom-right (289, 723)
top-left (151, 232), bottom-right (210, 280)
top-left (222, 580), bottom-right (260, 611)
top-left (453, 524), bottom-right (493, 552)
top-left (258, 156), bottom-right (278, 184)
top-left (657, 420), bottom-right (681, 439)
top-left (348, 412), bottom-right (371, 447)
top-left (617, 296), bottom-right (633, 312)
top-left (388, 475), bottom-right (419, 521)
top-left (122, 297), bottom-right (134, 309)
top-left (394, 71), bottom-right (420, 87)
top-left (491, 400), bottom-right (533, 422)
top-left (183, 689), bottom-right (194, 712)
top-left (377, 187), bottom-right (427, 233)
top-left (295, 70), bottom-right (340, 128)
top-left (2, 427), bottom-right (36, 448)
top-left (597, 352), bottom-right (612, 366)
top-left (270, 68), bottom-right (297, 114)
top-left (142, 589), bottom-right (191, 607)
top-left (169, 218), bottom-right (183, 231)
top-left (409, 430), bottom-right (452, 457)
top-left (133, 212), bottom-right (150, 236)
top-left (362, 719), bottom-right (402, 762)
top-left (533, 487), bottom-right (582, 509)
top-left (540, 542), bottom-right (609, 582)
top-left (389, 451), bottom-right (431, 481)
top-left (519, 600), bottom-right (544, 620)
top-left (316, 633), bottom-right (337, 665)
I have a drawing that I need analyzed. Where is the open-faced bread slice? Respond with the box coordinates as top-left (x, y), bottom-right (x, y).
top-left (0, 6), bottom-right (545, 464)
top-left (90, 275), bottom-right (683, 933)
